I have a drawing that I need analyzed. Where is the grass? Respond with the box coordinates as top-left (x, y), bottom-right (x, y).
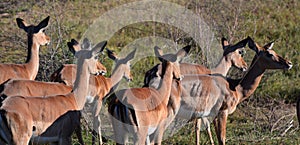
top-left (0, 0), bottom-right (299, 144)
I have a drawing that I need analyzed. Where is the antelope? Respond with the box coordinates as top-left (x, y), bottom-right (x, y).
top-left (50, 39), bottom-right (107, 87)
top-left (0, 38), bottom-right (106, 101)
top-left (213, 36), bottom-right (292, 145)
top-left (0, 16), bottom-right (50, 84)
top-left (108, 46), bottom-right (187, 145)
top-left (144, 37), bottom-right (249, 145)
top-left (0, 38), bottom-right (107, 145)
top-left (50, 46), bottom-right (136, 145)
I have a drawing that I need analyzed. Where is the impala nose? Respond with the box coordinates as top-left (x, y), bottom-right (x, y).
top-left (241, 66), bottom-right (248, 72)
top-left (288, 62), bottom-right (293, 70)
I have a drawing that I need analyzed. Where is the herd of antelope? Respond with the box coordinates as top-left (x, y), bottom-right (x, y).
top-left (0, 16), bottom-right (293, 145)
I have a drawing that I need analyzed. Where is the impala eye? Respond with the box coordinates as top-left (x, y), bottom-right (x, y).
top-left (239, 50), bottom-right (244, 57)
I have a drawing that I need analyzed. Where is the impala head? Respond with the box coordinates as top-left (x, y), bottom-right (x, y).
top-left (68, 38), bottom-right (107, 75)
top-left (75, 38), bottom-right (107, 75)
top-left (154, 45), bottom-right (189, 80)
top-left (248, 36), bottom-right (292, 70)
top-left (222, 37), bottom-right (248, 71)
top-left (107, 48), bottom-right (136, 82)
top-left (16, 16), bottom-right (51, 46)
top-left (143, 45), bottom-right (191, 87)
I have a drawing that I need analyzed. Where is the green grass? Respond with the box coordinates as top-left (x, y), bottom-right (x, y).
top-left (0, 0), bottom-right (299, 144)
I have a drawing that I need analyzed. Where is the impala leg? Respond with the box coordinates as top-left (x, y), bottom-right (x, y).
top-left (134, 127), bottom-right (147, 145)
top-left (10, 113), bottom-right (32, 145)
top-left (195, 119), bottom-right (201, 145)
top-left (75, 123), bottom-right (84, 145)
top-left (92, 100), bottom-right (103, 145)
top-left (216, 110), bottom-right (228, 145)
top-left (203, 118), bottom-right (214, 145)
top-left (296, 97), bottom-right (300, 126)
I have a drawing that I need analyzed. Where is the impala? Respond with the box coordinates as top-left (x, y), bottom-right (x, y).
top-left (144, 37), bottom-right (249, 145)
top-left (51, 46), bottom-right (136, 145)
top-left (214, 36), bottom-right (292, 145)
top-left (0, 16), bottom-right (50, 84)
top-left (50, 39), bottom-right (107, 87)
top-left (108, 45), bottom-right (189, 145)
top-left (0, 38), bottom-right (108, 145)
top-left (0, 38), bottom-right (107, 145)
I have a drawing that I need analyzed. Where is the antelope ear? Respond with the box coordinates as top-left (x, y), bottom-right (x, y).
top-left (263, 41), bottom-right (274, 50)
top-left (231, 37), bottom-right (248, 50)
top-left (81, 38), bottom-right (91, 50)
top-left (123, 49), bottom-right (136, 63)
top-left (221, 37), bottom-right (229, 47)
top-left (36, 16), bottom-right (50, 31)
top-left (92, 41), bottom-right (107, 55)
top-left (106, 48), bottom-right (118, 60)
top-left (176, 45), bottom-right (191, 61)
top-left (67, 39), bottom-right (79, 55)
top-left (16, 18), bottom-right (28, 32)
top-left (247, 36), bottom-right (259, 54)
top-left (154, 46), bottom-right (163, 58)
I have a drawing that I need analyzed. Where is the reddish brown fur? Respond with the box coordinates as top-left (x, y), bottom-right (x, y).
top-left (214, 37), bottom-right (292, 145)
top-left (109, 61), bottom-right (180, 145)
top-left (0, 16), bottom-right (50, 84)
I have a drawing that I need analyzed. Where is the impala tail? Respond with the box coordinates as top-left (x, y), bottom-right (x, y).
top-left (0, 110), bottom-right (12, 144)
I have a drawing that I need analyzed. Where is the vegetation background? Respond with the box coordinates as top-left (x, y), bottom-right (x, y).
top-left (0, 0), bottom-right (299, 144)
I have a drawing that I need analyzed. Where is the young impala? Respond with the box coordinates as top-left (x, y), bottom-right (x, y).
top-left (0, 38), bottom-right (107, 145)
top-left (144, 37), bottom-right (249, 145)
top-left (108, 45), bottom-right (189, 145)
top-left (0, 16), bottom-right (50, 84)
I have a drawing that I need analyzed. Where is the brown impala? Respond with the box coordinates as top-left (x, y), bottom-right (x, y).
top-left (0, 38), bottom-right (108, 145)
top-left (0, 16), bottom-right (50, 84)
top-left (108, 45), bottom-right (188, 145)
top-left (0, 39), bottom-right (107, 145)
top-left (50, 46), bottom-right (136, 145)
top-left (214, 36), bottom-right (292, 145)
top-left (144, 37), bottom-right (249, 145)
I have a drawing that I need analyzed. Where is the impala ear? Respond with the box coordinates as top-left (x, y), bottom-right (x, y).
top-left (247, 36), bottom-right (259, 54)
top-left (176, 45), bottom-right (191, 61)
top-left (81, 38), bottom-right (91, 50)
top-left (36, 16), bottom-right (50, 31)
top-left (231, 37), bottom-right (248, 50)
top-left (154, 46), bottom-right (163, 58)
top-left (123, 49), bottom-right (136, 63)
top-left (221, 37), bottom-right (229, 47)
top-left (67, 39), bottom-right (79, 55)
top-left (92, 41), bottom-right (107, 56)
top-left (106, 48), bottom-right (118, 60)
top-left (263, 41), bottom-right (274, 50)
top-left (16, 18), bottom-right (28, 32)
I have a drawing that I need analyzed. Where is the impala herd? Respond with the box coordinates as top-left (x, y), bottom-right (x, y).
top-left (0, 16), bottom-right (293, 145)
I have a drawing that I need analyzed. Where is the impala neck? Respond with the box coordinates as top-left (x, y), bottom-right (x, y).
top-left (73, 60), bottom-right (91, 109)
top-left (236, 56), bottom-right (265, 103)
top-left (157, 62), bottom-right (174, 106)
top-left (25, 34), bottom-right (40, 80)
top-left (110, 65), bottom-right (126, 87)
top-left (211, 57), bottom-right (231, 76)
